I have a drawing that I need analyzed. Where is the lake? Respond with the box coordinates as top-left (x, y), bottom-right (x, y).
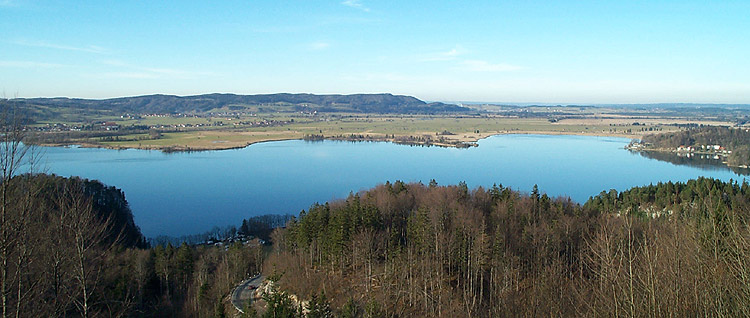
top-left (35, 134), bottom-right (748, 237)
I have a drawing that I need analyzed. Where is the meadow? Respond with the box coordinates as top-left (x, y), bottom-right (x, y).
top-left (86, 114), bottom-right (689, 151)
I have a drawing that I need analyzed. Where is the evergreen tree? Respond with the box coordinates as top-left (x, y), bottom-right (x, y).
top-left (263, 289), bottom-right (297, 318)
top-left (214, 299), bottom-right (227, 318)
top-left (176, 243), bottom-right (194, 287)
top-left (243, 298), bottom-right (258, 318)
top-left (306, 292), bottom-right (333, 318)
top-left (339, 298), bottom-right (359, 318)
top-left (429, 179), bottom-right (438, 188)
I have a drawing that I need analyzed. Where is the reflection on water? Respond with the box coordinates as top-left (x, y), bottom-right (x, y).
top-left (634, 150), bottom-right (750, 175)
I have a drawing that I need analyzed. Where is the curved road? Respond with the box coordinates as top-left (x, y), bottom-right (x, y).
top-left (231, 275), bottom-right (264, 313)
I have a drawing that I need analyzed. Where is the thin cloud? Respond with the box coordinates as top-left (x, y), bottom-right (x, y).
top-left (14, 40), bottom-right (108, 54)
top-left (341, 0), bottom-right (370, 12)
top-left (459, 60), bottom-right (522, 72)
top-left (0, 60), bottom-right (69, 68)
top-left (251, 25), bottom-right (306, 33)
top-left (101, 72), bottom-right (160, 79)
top-left (341, 72), bottom-right (429, 83)
top-left (309, 42), bottom-right (330, 50)
top-left (444, 47), bottom-right (463, 58)
top-left (251, 15), bottom-right (378, 34)
top-left (420, 48), bottom-right (521, 72)
top-left (98, 59), bottom-right (208, 80)
top-left (421, 45), bottom-right (467, 62)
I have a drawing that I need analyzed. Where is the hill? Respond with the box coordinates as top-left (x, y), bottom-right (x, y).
top-left (263, 179), bottom-right (750, 317)
top-left (630, 126), bottom-right (750, 167)
top-left (1, 173), bottom-right (150, 316)
top-left (10, 93), bottom-right (470, 118)
top-left (5, 173), bottom-right (147, 248)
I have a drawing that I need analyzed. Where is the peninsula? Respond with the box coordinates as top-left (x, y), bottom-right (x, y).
top-left (627, 126), bottom-right (750, 168)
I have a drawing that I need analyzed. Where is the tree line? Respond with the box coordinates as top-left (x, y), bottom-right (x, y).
top-left (639, 126), bottom-right (750, 166)
top-left (1, 172), bottom-right (269, 317)
top-left (265, 178), bottom-right (750, 317)
top-left (7, 93), bottom-right (468, 119)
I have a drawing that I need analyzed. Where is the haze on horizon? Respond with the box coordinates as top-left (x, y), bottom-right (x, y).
top-left (1, 0), bottom-right (749, 104)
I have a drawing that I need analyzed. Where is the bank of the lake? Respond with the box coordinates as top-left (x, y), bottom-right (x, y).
top-left (36, 134), bottom-right (747, 238)
top-left (37, 129), bottom-right (646, 153)
top-left (626, 146), bottom-right (750, 171)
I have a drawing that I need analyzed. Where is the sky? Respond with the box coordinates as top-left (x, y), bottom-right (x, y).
top-left (1, 0), bottom-right (749, 104)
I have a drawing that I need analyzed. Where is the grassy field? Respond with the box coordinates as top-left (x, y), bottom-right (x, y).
top-left (21, 97), bottom-right (744, 152)
top-left (83, 114), bottom-right (696, 151)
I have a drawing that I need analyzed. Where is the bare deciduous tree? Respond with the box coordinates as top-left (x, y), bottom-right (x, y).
top-left (58, 180), bottom-right (117, 318)
top-left (0, 103), bottom-right (30, 318)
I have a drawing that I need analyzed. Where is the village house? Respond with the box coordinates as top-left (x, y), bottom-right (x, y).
top-left (101, 122), bottom-right (120, 131)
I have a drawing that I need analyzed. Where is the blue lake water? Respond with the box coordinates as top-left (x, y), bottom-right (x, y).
top-left (35, 134), bottom-right (748, 237)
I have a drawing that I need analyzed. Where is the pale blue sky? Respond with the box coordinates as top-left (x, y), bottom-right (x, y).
top-left (1, 0), bottom-right (749, 103)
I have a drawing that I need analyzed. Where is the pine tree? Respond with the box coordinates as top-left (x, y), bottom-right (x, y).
top-left (263, 289), bottom-right (297, 318)
top-left (306, 292), bottom-right (333, 318)
top-left (214, 299), bottom-right (227, 318)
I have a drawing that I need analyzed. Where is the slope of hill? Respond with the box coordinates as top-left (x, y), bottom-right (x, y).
top-left (263, 178), bottom-right (750, 317)
top-left (629, 126), bottom-right (750, 167)
top-left (11, 93), bottom-right (469, 116)
top-left (6, 173), bottom-right (148, 248)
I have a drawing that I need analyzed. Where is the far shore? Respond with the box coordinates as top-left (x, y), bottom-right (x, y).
top-left (35, 129), bottom-right (649, 153)
top-left (625, 146), bottom-right (750, 170)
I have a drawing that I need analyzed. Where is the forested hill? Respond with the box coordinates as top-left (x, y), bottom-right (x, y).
top-left (7, 173), bottom-right (147, 248)
top-left (11, 93), bottom-right (469, 115)
top-left (636, 126), bottom-right (750, 166)
top-left (266, 178), bottom-right (750, 317)
top-left (640, 126), bottom-right (750, 150)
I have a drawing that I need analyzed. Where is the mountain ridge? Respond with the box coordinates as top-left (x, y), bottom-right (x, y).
top-left (11, 92), bottom-right (470, 114)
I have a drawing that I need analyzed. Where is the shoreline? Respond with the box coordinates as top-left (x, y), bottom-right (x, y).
top-left (626, 147), bottom-right (750, 170)
top-left (34, 129), bottom-right (644, 153)
top-left (36, 136), bottom-right (298, 153)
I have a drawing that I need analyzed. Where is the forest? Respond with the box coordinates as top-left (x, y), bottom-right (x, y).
top-left (3, 171), bottom-right (750, 316)
top-left (637, 126), bottom-right (750, 166)
top-left (0, 171), bottom-right (269, 317)
top-left (6, 93), bottom-right (467, 122)
top-left (267, 179), bottom-right (750, 317)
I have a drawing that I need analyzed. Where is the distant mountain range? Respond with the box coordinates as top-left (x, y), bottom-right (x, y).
top-left (10, 93), bottom-right (471, 115)
top-left (456, 102), bottom-right (750, 109)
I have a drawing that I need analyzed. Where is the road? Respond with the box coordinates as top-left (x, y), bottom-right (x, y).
top-left (231, 274), bottom-right (264, 313)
